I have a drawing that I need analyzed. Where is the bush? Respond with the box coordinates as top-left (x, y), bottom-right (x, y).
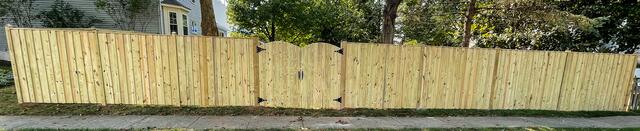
top-left (38, 0), bottom-right (101, 28)
top-left (0, 68), bottom-right (13, 87)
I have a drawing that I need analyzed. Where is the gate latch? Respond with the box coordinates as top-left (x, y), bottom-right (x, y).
top-left (335, 48), bottom-right (344, 55)
top-left (297, 70), bottom-right (304, 80)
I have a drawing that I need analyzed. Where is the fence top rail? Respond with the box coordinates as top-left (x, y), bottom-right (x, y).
top-left (4, 27), bottom-right (258, 41)
top-left (342, 41), bottom-right (638, 57)
top-left (261, 41), bottom-right (339, 48)
top-left (5, 26), bottom-right (637, 57)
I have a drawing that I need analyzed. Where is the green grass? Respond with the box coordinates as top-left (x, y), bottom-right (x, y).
top-left (1, 86), bottom-right (640, 117)
top-left (10, 128), bottom-right (640, 131)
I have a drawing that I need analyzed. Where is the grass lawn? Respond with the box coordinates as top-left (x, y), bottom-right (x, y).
top-left (1, 86), bottom-right (640, 117)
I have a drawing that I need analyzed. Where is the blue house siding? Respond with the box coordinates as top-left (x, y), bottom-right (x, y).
top-left (31, 0), bottom-right (162, 34)
top-left (177, 0), bottom-right (203, 35)
top-left (0, 0), bottom-right (231, 61)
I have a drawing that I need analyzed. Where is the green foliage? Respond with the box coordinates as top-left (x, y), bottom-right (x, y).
top-left (399, 0), bottom-right (461, 46)
top-left (472, 0), bottom-right (608, 52)
top-left (397, 0), bottom-right (637, 53)
top-left (349, 0), bottom-right (384, 43)
top-left (38, 0), bottom-right (101, 28)
top-left (228, 0), bottom-right (312, 44)
top-left (228, 0), bottom-right (383, 45)
top-left (0, 68), bottom-right (13, 87)
top-left (230, 0), bottom-right (638, 53)
top-left (557, 1), bottom-right (640, 53)
top-left (1, 0), bottom-right (37, 27)
top-left (95, 0), bottom-right (157, 31)
top-left (0, 2), bottom-right (7, 17)
top-left (306, 0), bottom-right (384, 44)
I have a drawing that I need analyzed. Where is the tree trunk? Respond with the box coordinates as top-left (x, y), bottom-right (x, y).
top-left (382, 0), bottom-right (402, 44)
top-left (462, 0), bottom-right (476, 47)
top-left (269, 20), bottom-right (276, 41)
top-left (201, 0), bottom-right (219, 36)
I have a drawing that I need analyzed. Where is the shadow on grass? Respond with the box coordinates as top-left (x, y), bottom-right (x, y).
top-left (2, 86), bottom-right (639, 117)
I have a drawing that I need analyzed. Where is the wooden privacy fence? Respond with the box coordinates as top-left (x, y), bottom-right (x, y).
top-left (5, 27), bottom-right (258, 106)
top-left (5, 27), bottom-right (638, 111)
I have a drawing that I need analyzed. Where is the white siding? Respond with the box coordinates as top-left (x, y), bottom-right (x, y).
top-left (174, 0), bottom-right (202, 35)
top-left (0, 26), bottom-right (6, 52)
top-left (0, 0), bottom-right (164, 61)
top-left (31, 0), bottom-right (162, 33)
top-left (213, 0), bottom-right (230, 35)
top-left (0, 26), bottom-right (9, 61)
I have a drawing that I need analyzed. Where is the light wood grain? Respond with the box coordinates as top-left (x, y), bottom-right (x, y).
top-left (7, 28), bottom-right (637, 111)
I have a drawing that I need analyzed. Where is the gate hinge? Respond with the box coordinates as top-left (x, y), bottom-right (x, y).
top-left (335, 48), bottom-right (343, 55)
top-left (333, 97), bottom-right (342, 103)
top-left (257, 46), bottom-right (266, 53)
top-left (258, 97), bottom-right (267, 103)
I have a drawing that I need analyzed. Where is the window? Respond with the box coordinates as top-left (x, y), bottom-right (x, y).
top-left (182, 15), bottom-right (188, 35)
top-left (169, 12), bottom-right (178, 34)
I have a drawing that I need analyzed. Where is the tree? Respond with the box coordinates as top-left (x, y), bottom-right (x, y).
top-left (557, 0), bottom-right (640, 53)
top-left (308, 0), bottom-right (382, 44)
top-left (398, 0), bottom-right (612, 52)
top-left (399, 0), bottom-right (461, 46)
top-left (474, 0), bottom-right (607, 51)
top-left (2, 0), bottom-right (37, 27)
top-left (461, 0), bottom-right (475, 47)
top-left (338, 0), bottom-right (383, 43)
top-left (201, 0), bottom-right (219, 36)
top-left (229, 0), bottom-right (384, 45)
top-left (95, 0), bottom-right (158, 31)
top-left (0, 2), bottom-right (7, 17)
top-left (230, 0), bottom-right (638, 53)
top-left (228, 0), bottom-right (310, 42)
top-left (381, 0), bottom-right (402, 44)
top-left (0, 2), bottom-right (7, 25)
top-left (39, 0), bottom-right (102, 28)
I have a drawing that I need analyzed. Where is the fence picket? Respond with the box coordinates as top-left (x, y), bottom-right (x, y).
top-left (5, 27), bottom-right (23, 103)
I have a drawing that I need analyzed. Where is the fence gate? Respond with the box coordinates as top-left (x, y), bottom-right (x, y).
top-left (258, 42), bottom-right (342, 109)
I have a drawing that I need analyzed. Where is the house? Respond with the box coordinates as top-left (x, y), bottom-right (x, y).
top-left (213, 0), bottom-right (230, 36)
top-left (0, 0), bottom-right (230, 61)
top-left (159, 0), bottom-right (230, 36)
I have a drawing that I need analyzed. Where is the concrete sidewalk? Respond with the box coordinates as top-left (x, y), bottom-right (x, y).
top-left (1, 116), bottom-right (640, 129)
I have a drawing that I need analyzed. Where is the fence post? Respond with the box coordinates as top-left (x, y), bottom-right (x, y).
top-left (487, 48), bottom-right (501, 109)
top-left (415, 45), bottom-right (426, 109)
top-left (624, 54), bottom-right (639, 111)
top-left (339, 41), bottom-right (347, 109)
top-left (5, 24), bottom-right (24, 103)
top-left (555, 51), bottom-right (572, 111)
top-left (630, 78), bottom-right (638, 111)
top-left (252, 38), bottom-right (261, 106)
top-left (90, 28), bottom-right (107, 106)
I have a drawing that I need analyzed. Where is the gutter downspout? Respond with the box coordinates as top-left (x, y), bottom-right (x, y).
top-left (159, 1), bottom-right (164, 34)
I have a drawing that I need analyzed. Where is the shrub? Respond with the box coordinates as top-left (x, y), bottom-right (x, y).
top-left (38, 0), bottom-right (101, 28)
top-left (0, 68), bottom-right (13, 87)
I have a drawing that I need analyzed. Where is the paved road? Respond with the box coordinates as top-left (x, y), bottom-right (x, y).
top-left (1, 116), bottom-right (640, 129)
